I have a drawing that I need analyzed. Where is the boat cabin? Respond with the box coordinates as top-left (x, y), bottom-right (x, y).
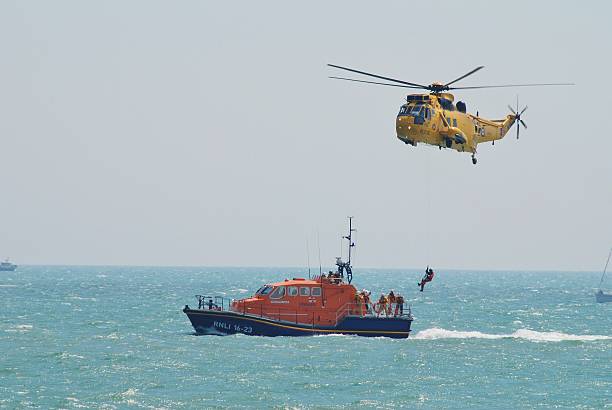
top-left (230, 275), bottom-right (361, 327)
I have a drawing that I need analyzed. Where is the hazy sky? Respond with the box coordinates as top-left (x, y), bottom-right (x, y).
top-left (1, 1), bottom-right (610, 270)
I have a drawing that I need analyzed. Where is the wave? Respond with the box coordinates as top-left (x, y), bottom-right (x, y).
top-left (4, 324), bottom-right (33, 333)
top-left (195, 325), bottom-right (227, 336)
top-left (413, 327), bottom-right (611, 342)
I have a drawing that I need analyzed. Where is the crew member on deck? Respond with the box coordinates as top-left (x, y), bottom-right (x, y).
top-left (387, 290), bottom-right (396, 316)
top-left (362, 290), bottom-right (372, 314)
top-left (377, 294), bottom-right (389, 317)
top-left (394, 294), bottom-right (405, 316)
top-left (354, 291), bottom-right (364, 316)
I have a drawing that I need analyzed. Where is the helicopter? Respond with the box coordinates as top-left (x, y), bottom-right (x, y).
top-left (328, 64), bottom-right (574, 164)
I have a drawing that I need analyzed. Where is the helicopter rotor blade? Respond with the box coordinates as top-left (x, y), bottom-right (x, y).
top-left (517, 122), bottom-right (520, 139)
top-left (450, 83), bottom-right (575, 90)
top-left (520, 106), bottom-right (528, 115)
top-left (328, 76), bottom-right (423, 89)
top-left (444, 66), bottom-right (485, 87)
top-left (520, 119), bottom-right (527, 129)
top-left (508, 105), bottom-right (517, 115)
top-left (516, 96), bottom-right (519, 113)
top-left (327, 64), bottom-right (428, 89)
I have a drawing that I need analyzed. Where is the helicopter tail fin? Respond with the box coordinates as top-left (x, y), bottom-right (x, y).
top-left (507, 97), bottom-right (528, 140)
top-left (495, 100), bottom-right (528, 141)
top-left (499, 115), bottom-right (517, 139)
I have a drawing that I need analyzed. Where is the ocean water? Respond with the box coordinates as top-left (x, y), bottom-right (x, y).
top-left (1, 266), bottom-right (610, 409)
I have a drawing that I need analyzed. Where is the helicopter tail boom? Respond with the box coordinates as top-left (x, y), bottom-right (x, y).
top-left (474, 98), bottom-right (527, 145)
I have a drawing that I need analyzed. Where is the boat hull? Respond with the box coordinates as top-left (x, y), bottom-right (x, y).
top-left (595, 290), bottom-right (612, 303)
top-left (183, 307), bottom-right (412, 338)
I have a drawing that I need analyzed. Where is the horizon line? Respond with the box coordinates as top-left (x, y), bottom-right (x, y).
top-left (9, 263), bottom-right (597, 274)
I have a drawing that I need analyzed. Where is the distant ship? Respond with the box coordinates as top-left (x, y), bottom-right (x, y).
top-left (596, 248), bottom-right (612, 303)
top-left (0, 258), bottom-right (17, 272)
top-left (183, 218), bottom-right (414, 338)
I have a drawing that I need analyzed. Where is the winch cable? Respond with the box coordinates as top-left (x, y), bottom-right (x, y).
top-left (425, 148), bottom-right (432, 267)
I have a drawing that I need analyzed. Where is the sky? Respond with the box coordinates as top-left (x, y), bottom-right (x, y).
top-left (0, 1), bottom-right (610, 271)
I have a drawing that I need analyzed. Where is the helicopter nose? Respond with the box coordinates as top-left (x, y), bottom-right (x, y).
top-left (396, 117), bottom-right (414, 140)
top-left (397, 115), bottom-right (413, 124)
top-left (396, 115), bottom-right (414, 130)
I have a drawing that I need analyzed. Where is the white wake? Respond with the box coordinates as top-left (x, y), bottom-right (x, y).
top-left (413, 327), bottom-right (611, 342)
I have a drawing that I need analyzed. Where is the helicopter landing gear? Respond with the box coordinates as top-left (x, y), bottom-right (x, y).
top-left (471, 155), bottom-right (477, 165)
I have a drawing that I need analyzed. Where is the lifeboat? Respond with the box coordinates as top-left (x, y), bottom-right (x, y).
top-left (183, 218), bottom-right (413, 338)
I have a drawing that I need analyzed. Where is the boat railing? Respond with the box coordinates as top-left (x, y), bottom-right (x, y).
top-left (334, 301), bottom-right (413, 325)
top-left (195, 295), bottom-right (318, 326)
top-left (193, 295), bottom-right (413, 326)
top-left (232, 299), bottom-right (318, 326)
top-left (195, 295), bottom-right (232, 312)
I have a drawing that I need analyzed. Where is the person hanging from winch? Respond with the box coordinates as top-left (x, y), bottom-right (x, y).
top-left (418, 266), bottom-right (435, 292)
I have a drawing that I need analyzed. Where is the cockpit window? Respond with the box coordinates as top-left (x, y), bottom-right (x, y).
top-left (257, 285), bottom-right (273, 295)
top-left (409, 105), bottom-right (423, 116)
top-left (269, 286), bottom-right (285, 299)
top-left (400, 103), bottom-right (428, 119)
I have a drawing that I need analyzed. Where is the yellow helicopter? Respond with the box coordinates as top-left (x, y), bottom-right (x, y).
top-left (328, 64), bottom-right (574, 164)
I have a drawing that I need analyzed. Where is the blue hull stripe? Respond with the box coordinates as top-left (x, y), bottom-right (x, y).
top-left (184, 309), bottom-right (412, 338)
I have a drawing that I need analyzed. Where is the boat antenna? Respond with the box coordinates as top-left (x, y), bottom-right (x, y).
top-left (317, 229), bottom-right (322, 277)
top-left (336, 216), bottom-right (356, 283)
top-left (306, 238), bottom-right (311, 279)
top-left (598, 247), bottom-right (612, 289)
top-left (346, 216), bottom-right (356, 266)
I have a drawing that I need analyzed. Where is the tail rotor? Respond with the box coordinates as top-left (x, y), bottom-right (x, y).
top-left (508, 96), bottom-right (528, 139)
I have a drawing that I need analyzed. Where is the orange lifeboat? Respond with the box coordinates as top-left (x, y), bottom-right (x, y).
top-left (183, 218), bottom-right (413, 338)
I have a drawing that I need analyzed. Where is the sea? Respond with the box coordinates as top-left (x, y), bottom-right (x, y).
top-left (1, 266), bottom-right (610, 409)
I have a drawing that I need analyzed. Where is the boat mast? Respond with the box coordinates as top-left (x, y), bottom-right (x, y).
top-left (346, 216), bottom-right (355, 266)
top-left (598, 247), bottom-right (612, 290)
top-left (336, 216), bottom-right (355, 283)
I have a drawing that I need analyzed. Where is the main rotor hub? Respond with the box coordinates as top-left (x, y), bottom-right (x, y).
top-left (428, 81), bottom-right (448, 93)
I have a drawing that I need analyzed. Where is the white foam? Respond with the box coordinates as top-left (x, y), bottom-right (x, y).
top-left (58, 352), bottom-right (85, 360)
top-left (413, 327), bottom-right (611, 342)
top-left (120, 388), bottom-right (138, 397)
top-left (313, 333), bottom-right (352, 338)
top-left (94, 331), bottom-right (120, 340)
top-left (5, 324), bottom-right (33, 333)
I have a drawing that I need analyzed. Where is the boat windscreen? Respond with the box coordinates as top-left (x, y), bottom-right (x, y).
top-left (269, 286), bottom-right (286, 299)
top-left (257, 286), bottom-right (273, 295)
